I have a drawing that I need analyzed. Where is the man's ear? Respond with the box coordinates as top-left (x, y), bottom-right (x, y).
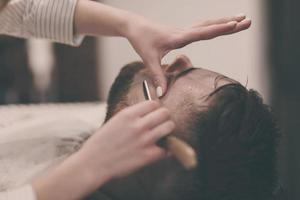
top-left (165, 54), bottom-right (193, 74)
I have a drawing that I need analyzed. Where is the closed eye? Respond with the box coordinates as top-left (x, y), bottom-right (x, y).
top-left (174, 68), bottom-right (197, 81)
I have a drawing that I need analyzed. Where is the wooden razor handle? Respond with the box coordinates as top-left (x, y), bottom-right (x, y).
top-left (166, 136), bottom-right (197, 170)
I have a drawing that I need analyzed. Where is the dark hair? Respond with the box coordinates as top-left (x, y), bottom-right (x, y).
top-left (189, 82), bottom-right (281, 200)
top-left (105, 61), bottom-right (144, 122)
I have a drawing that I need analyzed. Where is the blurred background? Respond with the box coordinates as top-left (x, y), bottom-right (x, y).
top-left (0, 0), bottom-right (299, 199)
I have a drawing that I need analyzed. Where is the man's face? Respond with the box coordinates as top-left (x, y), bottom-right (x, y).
top-left (122, 55), bottom-right (231, 138)
top-left (102, 55), bottom-right (235, 200)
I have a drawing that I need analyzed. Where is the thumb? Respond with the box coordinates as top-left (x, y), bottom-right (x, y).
top-left (147, 61), bottom-right (167, 98)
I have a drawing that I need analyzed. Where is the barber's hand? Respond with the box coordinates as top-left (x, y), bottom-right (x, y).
top-left (125, 14), bottom-right (251, 96)
top-left (75, 1), bottom-right (251, 97)
top-left (78, 101), bottom-right (174, 187)
top-left (32, 101), bottom-right (174, 200)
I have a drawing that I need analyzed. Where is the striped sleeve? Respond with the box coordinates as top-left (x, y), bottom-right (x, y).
top-left (0, 185), bottom-right (37, 200)
top-left (0, 0), bottom-right (84, 46)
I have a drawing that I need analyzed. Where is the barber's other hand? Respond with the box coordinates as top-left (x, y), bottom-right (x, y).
top-left (125, 15), bottom-right (251, 96)
top-left (78, 101), bottom-right (174, 188)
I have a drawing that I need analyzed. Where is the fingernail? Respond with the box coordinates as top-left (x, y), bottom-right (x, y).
top-left (227, 21), bottom-right (237, 26)
top-left (236, 13), bottom-right (246, 18)
top-left (156, 86), bottom-right (163, 97)
top-left (241, 18), bottom-right (252, 24)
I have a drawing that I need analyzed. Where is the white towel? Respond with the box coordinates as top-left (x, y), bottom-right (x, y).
top-left (0, 103), bottom-right (106, 192)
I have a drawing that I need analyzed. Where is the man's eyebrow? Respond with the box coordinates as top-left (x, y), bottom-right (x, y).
top-left (174, 67), bottom-right (197, 80)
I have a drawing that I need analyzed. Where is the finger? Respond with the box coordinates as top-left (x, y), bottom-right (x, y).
top-left (145, 120), bottom-right (175, 144)
top-left (120, 146), bottom-right (166, 176)
top-left (142, 146), bottom-right (167, 164)
top-left (146, 60), bottom-right (168, 98)
top-left (140, 107), bottom-right (171, 130)
top-left (195, 14), bottom-right (246, 27)
top-left (124, 100), bottom-right (160, 117)
top-left (185, 21), bottom-right (238, 42)
top-left (223, 18), bottom-right (251, 35)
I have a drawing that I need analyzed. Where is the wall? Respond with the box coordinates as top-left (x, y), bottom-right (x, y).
top-left (98, 0), bottom-right (268, 102)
